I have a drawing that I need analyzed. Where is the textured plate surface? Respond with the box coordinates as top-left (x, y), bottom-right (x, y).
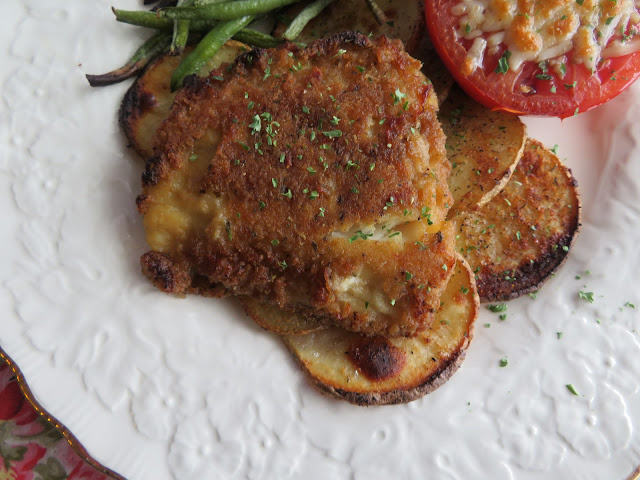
top-left (1, 1), bottom-right (640, 479)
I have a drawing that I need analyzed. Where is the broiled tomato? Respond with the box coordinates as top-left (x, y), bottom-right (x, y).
top-left (425, 0), bottom-right (640, 117)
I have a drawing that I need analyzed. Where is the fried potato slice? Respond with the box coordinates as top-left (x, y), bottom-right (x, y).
top-left (241, 296), bottom-right (325, 335)
top-left (440, 86), bottom-right (526, 213)
top-left (283, 254), bottom-right (477, 405)
top-left (450, 139), bottom-right (581, 302)
top-left (120, 41), bottom-right (248, 159)
top-left (273, 0), bottom-right (424, 52)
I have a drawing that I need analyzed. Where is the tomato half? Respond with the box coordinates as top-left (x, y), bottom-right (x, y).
top-left (425, 0), bottom-right (640, 117)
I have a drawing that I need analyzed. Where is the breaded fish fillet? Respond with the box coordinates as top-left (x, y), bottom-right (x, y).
top-left (137, 32), bottom-right (455, 337)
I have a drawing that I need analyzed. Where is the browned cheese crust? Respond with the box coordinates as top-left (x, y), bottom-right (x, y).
top-left (450, 139), bottom-right (581, 302)
top-left (137, 33), bottom-right (455, 337)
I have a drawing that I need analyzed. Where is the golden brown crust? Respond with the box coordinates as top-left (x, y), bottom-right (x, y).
top-left (451, 139), bottom-right (581, 302)
top-left (410, 29), bottom-right (454, 105)
top-left (138, 33), bottom-right (454, 337)
top-left (120, 41), bottom-right (250, 159)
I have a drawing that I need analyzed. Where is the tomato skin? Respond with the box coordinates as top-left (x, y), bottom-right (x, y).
top-left (424, 0), bottom-right (640, 117)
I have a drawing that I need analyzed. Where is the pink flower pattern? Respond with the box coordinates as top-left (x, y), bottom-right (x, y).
top-left (0, 361), bottom-right (116, 480)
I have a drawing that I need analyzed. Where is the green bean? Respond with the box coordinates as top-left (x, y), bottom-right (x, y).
top-left (233, 28), bottom-right (282, 47)
top-left (86, 31), bottom-right (172, 86)
top-left (113, 9), bottom-right (284, 48)
top-left (160, 0), bottom-right (301, 21)
top-left (113, 9), bottom-right (174, 29)
top-left (113, 9), bottom-right (219, 32)
top-left (170, 15), bottom-right (254, 91)
top-left (171, 0), bottom-right (196, 54)
top-left (194, 0), bottom-right (235, 4)
top-left (171, 19), bottom-right (191, 53)
top-left (282, 0), bottom-right (335, 41)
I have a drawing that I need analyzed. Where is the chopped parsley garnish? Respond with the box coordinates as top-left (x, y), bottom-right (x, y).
top-left (566, 384), bottom-right (579, 396)
top-left (487, 303), bottom-right (507, 313)
top-left (495, 50), bottom-right (512, 74)
top-left (349, 230), bottom-right (373, 243)
top-left (578, 291), bottom-right (595, 303)
top-left (391, 88), bottom-right (406, 105)
top-left (322, 130), bottom-right (343, 138)
top-left (249, 115), bottom-right (261, 133)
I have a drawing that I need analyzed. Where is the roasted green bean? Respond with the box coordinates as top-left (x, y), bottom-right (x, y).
top-left (160, 0), bottom-right (301, 21)
top-left (171, 0), bottom-right (195, 54)
top-left (170, 15), bottom-right (254, 90)
top-left (86, 31), bottom-right (172, 86)
top-left (282, 0), bottom-right (335, 40)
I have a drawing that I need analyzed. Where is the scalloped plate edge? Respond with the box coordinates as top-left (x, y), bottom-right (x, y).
top-left (0, 345), bottom-right (126, 480)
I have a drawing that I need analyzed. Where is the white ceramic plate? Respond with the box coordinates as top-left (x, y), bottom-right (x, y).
top-left (2, 1), bottom-right (639, 479)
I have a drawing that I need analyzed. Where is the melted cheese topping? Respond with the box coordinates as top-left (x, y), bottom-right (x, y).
top-left (453, 0), bottom-right (640, 72)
